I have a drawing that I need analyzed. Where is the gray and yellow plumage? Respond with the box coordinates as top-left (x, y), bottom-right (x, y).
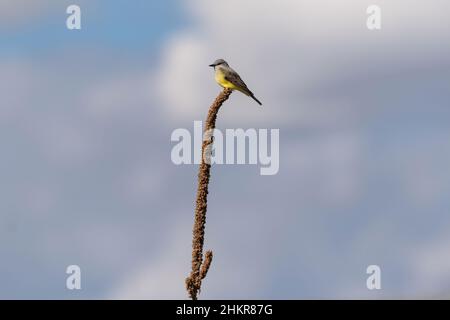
top-left (209, 59), bottom-right (262, 106)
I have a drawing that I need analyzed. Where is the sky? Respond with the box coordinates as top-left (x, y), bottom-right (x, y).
top-left (1, 0), bottom-right (450, 299)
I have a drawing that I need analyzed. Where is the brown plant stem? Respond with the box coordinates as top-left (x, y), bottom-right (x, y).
top-left (185, 88), bottom-right (233, 300)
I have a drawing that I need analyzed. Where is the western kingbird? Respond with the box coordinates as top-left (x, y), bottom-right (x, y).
top-left (209, 59), bottom-right (262, 106)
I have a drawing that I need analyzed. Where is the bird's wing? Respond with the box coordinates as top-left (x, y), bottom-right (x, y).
top-left (224, 68), bottom-right (252, 95)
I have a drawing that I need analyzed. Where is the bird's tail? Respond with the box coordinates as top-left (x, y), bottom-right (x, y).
top-left (250, 94), bottom-right (262, 106)
top-left (238, 87), bottom-right (262, 106)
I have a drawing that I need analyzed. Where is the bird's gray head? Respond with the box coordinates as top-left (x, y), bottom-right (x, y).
top-left (209, 59), bottom-right (229, 68)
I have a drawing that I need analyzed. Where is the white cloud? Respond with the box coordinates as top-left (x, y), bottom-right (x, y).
top-left (156, 35), bottom-right (214, 120)
top-left (0, 0), bottom-right (52, 25)
top-left (156, 0), bottom-right (450, 125)
top-left (107, 222), bottom-right (193, 299)
top-left (83, 70), bottom-right (154, 120)
top-left (411, 235), bottom-right (450, 297)
top-left (0, 60), bottom-right (38, 119)
top-left (284, 131), bottom-right (364, 206)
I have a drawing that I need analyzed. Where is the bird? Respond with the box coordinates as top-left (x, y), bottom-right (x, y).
top-left (209, 59), bottom-right (262, 106)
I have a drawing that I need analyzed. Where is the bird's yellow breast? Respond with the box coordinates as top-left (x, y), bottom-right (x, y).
top-left (215, 69), bottom-right (237, 90)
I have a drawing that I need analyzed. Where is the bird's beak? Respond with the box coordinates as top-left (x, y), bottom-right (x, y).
top-left (209, 64), bottom-right (215, 67)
